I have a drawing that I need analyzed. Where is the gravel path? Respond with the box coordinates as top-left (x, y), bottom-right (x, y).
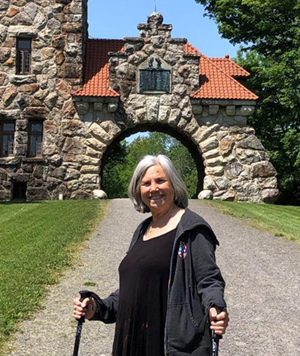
top-left (6, 199), bottom-right (300, 356)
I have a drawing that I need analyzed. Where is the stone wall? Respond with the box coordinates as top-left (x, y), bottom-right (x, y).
top-left (0, 0), bottom-right (88, 200)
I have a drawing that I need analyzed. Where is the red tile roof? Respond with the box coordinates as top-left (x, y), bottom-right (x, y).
top-left (73, 39), bottom-right (123, 97)
top-left (185, 43), bottom-right (258, 100)
top-left (73, 39), bottom-right (258, 101)
top-left (210, 57), bottom-right (250, 78)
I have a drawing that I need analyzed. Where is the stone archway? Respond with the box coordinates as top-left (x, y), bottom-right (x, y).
top-left (72, 13), bottom-right (279, 203)
top-left (99, 124), bottom-right (205, 198)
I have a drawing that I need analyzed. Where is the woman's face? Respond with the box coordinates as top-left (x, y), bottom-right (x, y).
top-left (140, 164), bottom-right (175, 213)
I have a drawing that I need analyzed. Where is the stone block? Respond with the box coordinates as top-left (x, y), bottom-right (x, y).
top-left (205, 156), bottom-right (225, 167)
top-left (93, 189), bottom-right (107, 199)
top-left (2, 86), bottom-right (17, 106)
top-left (261, 189), bottom-right (279, 204)
top-left (197, 124), bottom-right (220, 143)
top-left (94, 102), bottom-right (103, 111)
top-left (107, 103), bottom-right (118, 113)
top-left (78, 155), bottom-right (100, 166)
top-left (168, 108), bottom-right (181, 126)
top-left (85, 138), bottom-right (106, 151)
top-left (212, 190), bottom-right (227, 199)
top-left (51, 166), bottom-right (66, 179)
top-left (158, 106), bottom-right (170, 123)
top-left (48, 154), bottom-right (63, 166)
top-left (184, 118), bottom-right (199, 136)
top-left (260, 177), bottom-right (278, 189)
top-left (226, 105), bottom-right (236, 116)
top-left (86, 146), bottom-right (102, 159)
top-left (136, 107), bottom-right (147, 122)
top-left (10, 75), bottom-right (37, 85)
top-left (27, 187), bottom-right (50, 201)
top-left (221, 190), bottom-right (236, 201)
top-left (236, 148), bottom-right (262, 165)
top-left (70, 189), bottom-right (91, 200)
top-left (219, 137), bottom-right (234, 156)
top-left (203, 176), bottom-right (216, 190)
top-left (200, 136), bottom-right (219, 153)
top-left (251, 161), bottom-right (277, 178)
top-left (209, 105), bottom-right (219, 115)
top-left (10, 12), bottom-right (32, 26)
top-left (75, 101), bottom-right (89, 115)
top-left (65, 168), bottom-right (80, 181)
top-left (236, 134), bottom-right (265, 150)
top-left (192, 105), bottom-right (203, 115)
top-left (80, 165), bottom-right (99, 174)
top-left (79, 174), bottom-right (98, 184)
top-left (198, 190), bottom-right (213, 200)
top-left (240, 106), bottom-right (255, 116)
top-left (205, 166), bottom-right (224, 176)
top-left (224, 163), bottom-right (243, 179)
top-left (146, 96), bottom-right (159, 123)
top-left (215, 177), bottom-right (231, 190)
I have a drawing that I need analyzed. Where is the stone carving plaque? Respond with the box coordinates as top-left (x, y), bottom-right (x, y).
top-left (139, 58), bottom-right (170, 93)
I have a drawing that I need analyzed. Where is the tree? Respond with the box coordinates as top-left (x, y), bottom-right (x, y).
top-left (101, 140), bottom-right (128, 198)
top-left (195, 0), bottom-right (300, 204)
top-left (101, 132), bottom-right (198, 198)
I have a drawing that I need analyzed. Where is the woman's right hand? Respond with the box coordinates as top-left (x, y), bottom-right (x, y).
top-left (73, 297), bottom-right (96, 320)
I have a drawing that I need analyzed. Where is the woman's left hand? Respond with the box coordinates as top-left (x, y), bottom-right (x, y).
top-left (209, 307), bottom-right (229, 335)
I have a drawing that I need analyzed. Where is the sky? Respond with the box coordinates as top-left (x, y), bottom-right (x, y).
top-left (87, 0), bottom-right (239, 58)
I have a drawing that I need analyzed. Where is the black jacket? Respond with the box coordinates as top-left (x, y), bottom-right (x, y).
top-left (91, 208), bottom-right (226, 355)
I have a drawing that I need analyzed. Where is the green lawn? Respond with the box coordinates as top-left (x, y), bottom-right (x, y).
top-left (203, 200), bottom-right (300, 242)
top-left (0, 200), bottom-right (107, 353)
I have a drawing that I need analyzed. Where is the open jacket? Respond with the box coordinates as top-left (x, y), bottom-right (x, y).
top-left (90, 208), bottom-right (226, 355)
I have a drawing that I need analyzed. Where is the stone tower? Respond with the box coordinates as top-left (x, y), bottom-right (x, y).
top-left (0, 0), bottom-right (88, 200)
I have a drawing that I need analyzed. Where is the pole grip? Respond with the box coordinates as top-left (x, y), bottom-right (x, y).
top-left (78, 290), bottom-right (92, 321)
top-left (72, 290), bottom-right (93, 356)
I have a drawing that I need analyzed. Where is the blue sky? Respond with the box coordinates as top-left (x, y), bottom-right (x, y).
top-left (88, 0), bottom-right (239, 58)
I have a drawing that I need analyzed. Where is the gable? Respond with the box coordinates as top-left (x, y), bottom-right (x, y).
top-left (73, 40), bottom-right (258, 101)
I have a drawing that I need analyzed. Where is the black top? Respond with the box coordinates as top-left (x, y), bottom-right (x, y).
top-left (112, 227), bottom-right (177, 356)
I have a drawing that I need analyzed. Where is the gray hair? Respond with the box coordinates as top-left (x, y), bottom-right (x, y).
top-left (128, 154), bottom-right (189, 213)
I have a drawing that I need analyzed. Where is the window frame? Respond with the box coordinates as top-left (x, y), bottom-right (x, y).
top-left (16, 38), bottom-right (32, 75)
top-left (0, 121), bottom-right (15, 157)
top-left (28, 120), bottom-right (44, 158)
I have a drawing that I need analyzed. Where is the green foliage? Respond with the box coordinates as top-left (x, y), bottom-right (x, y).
top-left (195, 0), bottom-right (299, 55)
top-left (195, 0), bottom-right (300, 204)
top-left (102, 140), bottom-right (129, 198)
top-left (102, 132), bottom-right (198, 198)
top-left (0, 200), bottom-right (106, 352)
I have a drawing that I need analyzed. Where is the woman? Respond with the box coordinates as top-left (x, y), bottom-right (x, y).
top-left (74, 155), bottom-right (229, 355)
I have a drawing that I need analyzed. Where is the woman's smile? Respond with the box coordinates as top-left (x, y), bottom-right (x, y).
top-left (140, 165), bottom-right (175, 214)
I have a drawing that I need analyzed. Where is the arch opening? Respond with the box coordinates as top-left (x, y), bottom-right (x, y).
top-left (100, 124), bottom-right (205, 199)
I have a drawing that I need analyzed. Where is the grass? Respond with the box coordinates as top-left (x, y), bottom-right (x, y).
top-left (0, 200), bottom-right (107, 353)
top-left (202, 200), bottom-right (300, 242)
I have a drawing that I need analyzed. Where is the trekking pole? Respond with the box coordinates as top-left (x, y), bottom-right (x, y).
top-left (73, 290), bottom-right (92, 356)
top-left (212, 332), bottom-right (221, 356)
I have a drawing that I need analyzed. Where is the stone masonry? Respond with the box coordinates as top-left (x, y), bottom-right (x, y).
top-left (0, 4), bottom-right (279, 203)
top-left (0, 0), bottom-right (88, 200)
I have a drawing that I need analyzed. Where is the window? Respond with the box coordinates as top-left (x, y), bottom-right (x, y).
top-left (0, 121), bottom-right (15, 157)
top-left (16, 38), bottom-right (31, 75)
top-left (28, 121), bottom-right (43, 157)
